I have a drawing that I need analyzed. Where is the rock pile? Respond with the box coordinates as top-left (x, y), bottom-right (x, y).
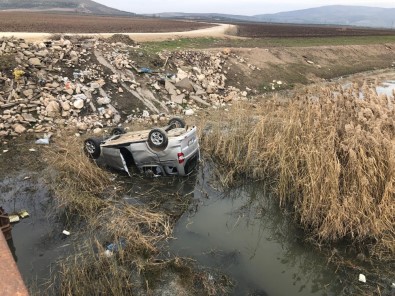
top-left (0, 37), bottom-right (124, 136)
top-left (0, 36), bottom-right (251, 137)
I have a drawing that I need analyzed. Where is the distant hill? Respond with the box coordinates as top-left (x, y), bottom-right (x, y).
top-left (0, 0), bottom-right (134, 16)
top-left (154, 5), bottom-right (395, 29)
top-left (254, 5), bottom-right (395, 28)
top-left (149, 12), bottom-right (254, 22)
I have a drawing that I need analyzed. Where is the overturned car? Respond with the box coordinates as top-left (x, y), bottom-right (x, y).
top-left (83, 118), bottom-right (200, 176)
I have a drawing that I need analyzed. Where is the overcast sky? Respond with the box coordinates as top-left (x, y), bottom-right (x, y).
top-left (94, 0), bottom-right (395, 15)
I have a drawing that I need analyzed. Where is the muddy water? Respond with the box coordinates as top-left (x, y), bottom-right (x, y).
top-left (0, 174), bottom-right (68, 288)
top-left (166, 166), bottom-right (342, 296)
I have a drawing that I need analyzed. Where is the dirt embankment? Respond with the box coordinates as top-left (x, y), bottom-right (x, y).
top-left (221, 43), bottom-right (395, 92)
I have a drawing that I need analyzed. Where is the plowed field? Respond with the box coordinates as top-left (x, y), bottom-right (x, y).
top-left (236, 22), bottom-right (395, 38)
top-left (0, 12), bottom-right (210, 33)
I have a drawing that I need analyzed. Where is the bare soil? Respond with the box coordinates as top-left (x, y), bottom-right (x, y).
top-left (235, 22), bottom-right (395, 38)
top-left (0, 12), bottom-right (211, 33)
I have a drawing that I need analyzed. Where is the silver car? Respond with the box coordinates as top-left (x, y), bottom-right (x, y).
top-left (84, 118), bottom-right (200, 176)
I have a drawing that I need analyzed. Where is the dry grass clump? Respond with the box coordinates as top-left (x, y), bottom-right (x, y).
top-left (43, 135), bottom-right (172, 295)
top-left (201, 83), bottom-right (395, 258)
top-left (44, 136), bottom-right (111, 221)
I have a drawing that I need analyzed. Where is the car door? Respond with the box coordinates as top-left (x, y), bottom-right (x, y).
top-left (129, 142), bottom-right (160, 166)
top-left (101, 147), bottom-right (130, 175)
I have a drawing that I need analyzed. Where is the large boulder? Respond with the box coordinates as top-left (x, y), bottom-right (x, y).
top-left (171, 94), bottom-right (185, 104)
top-left (28, 57), bottom-right (42, 67)
top-left (46, 101), bottom-right (60, 117)
top-left (13, 124), bottom-right (26, 134)
top-left (22, 113), bottom-right (37, 123)
top-left (175, 78), bottom-right (194, 92)
top-left (73, 99), bottom-right (84, 109)
top-left (60, 101), bottom-right (71, 111)
top-left (97, 97), bottom-right (111, 106)
top-left (165, 81), bottom-right (177, 96)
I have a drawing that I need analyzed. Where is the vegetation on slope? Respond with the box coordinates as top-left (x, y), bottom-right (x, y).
top-left (200, 82), bottom-right (395, 259)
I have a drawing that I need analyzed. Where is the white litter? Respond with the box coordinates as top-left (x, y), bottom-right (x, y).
top-left (359, 274), bottom-right (367, 283)
top-left (29, 148), bottom-right (36, 152)
top-left (2, 150), bottom-right (8, 153)
top-left (35, 138), bottom-right (49, 145)
top-left (9, 215), bottom-right (20, 223)
top-left (62, 230), bottom-right (71, 236)
top-left (35, 133), bottom-right (52, 145)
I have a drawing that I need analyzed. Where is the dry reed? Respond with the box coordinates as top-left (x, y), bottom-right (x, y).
top-left (43, 135), bottom-right (172, 295)
top-left (200, 83), bottom-right (395, 259)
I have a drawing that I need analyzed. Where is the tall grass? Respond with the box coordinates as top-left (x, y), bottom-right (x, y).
top-left (43, 136), bottom-right (172, 295)
top-left (200, 83), bottom-right (395, 258)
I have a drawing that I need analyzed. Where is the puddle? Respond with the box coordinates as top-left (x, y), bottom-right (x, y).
top-left (0, 174), bottom-right (69, 288)
top-left (376, 80), bottom-right (395, 97)
top-left (341, 73), bottom-right (395, 99)
top-left (168, 165), bottom-right (345, 296)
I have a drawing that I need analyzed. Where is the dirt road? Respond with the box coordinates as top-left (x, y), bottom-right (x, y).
top-left (0, 23), bottom-right (237, 42)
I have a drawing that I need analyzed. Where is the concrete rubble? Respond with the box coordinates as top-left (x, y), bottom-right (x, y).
top-left (0, 36), bottom-right (251, 137)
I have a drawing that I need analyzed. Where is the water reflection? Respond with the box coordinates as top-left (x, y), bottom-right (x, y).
top-left (376, 80), bottom-right (395, 97)
top-left (0, 175), bottom-right (66, 287)
top-left (169, 166), bottom-right (342, 296)
top-left (339, 77), bottom-right (395, 101)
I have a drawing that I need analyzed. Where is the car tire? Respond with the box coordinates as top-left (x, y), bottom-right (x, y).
top-left (111, 127), bottom-right (126, 136)
top-left (148, 128), bottom-right (168, 150)
top-left (167, 117), bottom-right (186, 130)
top-left (84, 138), bottom-right (101, 159)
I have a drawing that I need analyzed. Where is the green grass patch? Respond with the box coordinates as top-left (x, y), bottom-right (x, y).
top-left (142, 35), bottom-right (395, 53)
top-left (143, 37), bottom-right (222, 53)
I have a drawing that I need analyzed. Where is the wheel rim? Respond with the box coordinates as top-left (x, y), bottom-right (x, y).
top-left (170, 120), bottom-right (181, 128)
top-left (151, 131), bottom-right (164, 146)
top-left (85, 141), bottom-right (96, 154)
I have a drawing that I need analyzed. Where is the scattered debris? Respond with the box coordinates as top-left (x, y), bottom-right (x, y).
top-left (18, 210), bottom-right (29, 219)
top-left (104, 238), bottom-right (126, 257)
top-left (359, 273), bottom-right (367, 283)
top-left (9, 215), bottom-right (20, 223)
top-left (8, 209), bottom-right (29, 223)
top-left (0, 36), bottom-right (252, 139)
top-left (62, 230), bottom-right (70, 236)
top-left (35, 133), bottom-right (52, 145)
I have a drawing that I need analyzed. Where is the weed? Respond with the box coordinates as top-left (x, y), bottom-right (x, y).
top-left (200, 83), bottom-right (395, 259)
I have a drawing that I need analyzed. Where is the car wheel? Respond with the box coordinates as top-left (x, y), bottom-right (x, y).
top-left (148, 128), bottom-right (168, 150)
top-left (167, 117), bottom-right (186, 130)
top-left (111, 127), bottom-right (126, 136)
top-left (84, 138), bottom-right (101, 159)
